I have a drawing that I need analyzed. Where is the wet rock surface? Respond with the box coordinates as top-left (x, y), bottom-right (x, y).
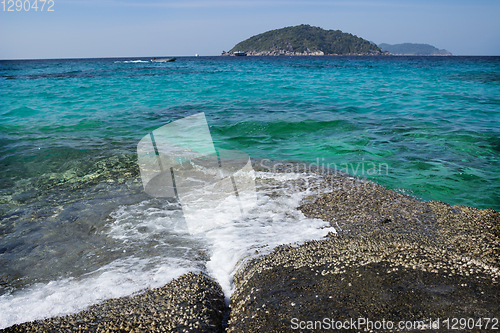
top-left (3, 160), bottom-right (499, 332)
top-left (2, 272), bottom-right (225, 333)
top-left (228, 163), bottom-right (500, 332)
top-left (228, 237), bottom-right (499, 332)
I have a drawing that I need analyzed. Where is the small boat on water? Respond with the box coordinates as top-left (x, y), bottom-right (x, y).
top-left (151, 57), bottom-right (177, 62)
top-left (234, 51), bottom-right (247, 57)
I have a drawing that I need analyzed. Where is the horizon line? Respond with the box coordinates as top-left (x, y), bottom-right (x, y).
top-left (2, 54), bottom-right (499, 61)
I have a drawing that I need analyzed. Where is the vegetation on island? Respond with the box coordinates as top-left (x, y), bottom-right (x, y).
top-left (225, 24), bottom-right (384, 55)
top-left (378, 43), bottom-right (452, 55)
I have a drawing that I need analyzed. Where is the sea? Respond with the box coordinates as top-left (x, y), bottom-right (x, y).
top-left (0, 55), bottom-right (499, 328)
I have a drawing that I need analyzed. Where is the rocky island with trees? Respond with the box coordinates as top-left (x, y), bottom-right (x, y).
top-left (221, 24), bottom-right (389, 56)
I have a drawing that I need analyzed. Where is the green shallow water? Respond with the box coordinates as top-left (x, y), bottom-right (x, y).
top-left (2, 56), bottom-right (498, 211)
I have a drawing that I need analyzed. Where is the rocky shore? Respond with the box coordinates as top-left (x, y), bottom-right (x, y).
top-left (1, 273), bottom-right (226, 333)
top-left (2, 161), bottom-right (498, 332)
top-left (221, 49), bottom-right (325, 56)
top-left (227, 173), bottom-right (499, 332)
top-left (220, 49), bottom-right (388, 56)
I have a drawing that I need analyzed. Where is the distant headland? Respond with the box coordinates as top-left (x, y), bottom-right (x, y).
top-left (378, 43), bottom-right (452, 56)
top-left (221, 24), bottom-right (389, 56)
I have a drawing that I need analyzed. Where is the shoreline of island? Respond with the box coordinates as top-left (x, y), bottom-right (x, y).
top-left (220, 50), bottom-right (389, 56)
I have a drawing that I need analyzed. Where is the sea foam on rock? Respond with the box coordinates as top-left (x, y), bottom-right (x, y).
top-left (227, 166), bottom-right (499, 332)
top-left (2, 272), bottom-right (225, 333)
top-left (3, 161), bottom-right (499, 332)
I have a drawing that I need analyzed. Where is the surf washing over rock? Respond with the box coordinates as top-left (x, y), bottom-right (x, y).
top-left (0, 160), bottom-right (337, 329)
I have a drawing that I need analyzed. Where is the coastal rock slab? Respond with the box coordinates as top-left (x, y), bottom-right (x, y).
top-left (2, 272), bottom-right (225, 333)
top-left (227, 176), bottom-right (500, 332)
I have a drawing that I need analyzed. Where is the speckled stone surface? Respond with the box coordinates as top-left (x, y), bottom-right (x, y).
top-left (227, 161), bottom-right (500, 333)
top-left (2, 272), bottom-right (225, 333)
top-left (3, 160), bottom-right (499, 332)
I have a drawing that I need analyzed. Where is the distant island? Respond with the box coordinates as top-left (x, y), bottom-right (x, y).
top-left (221, 24), bottom-right (388, 56)
top-left (378, 43), bottom-right (452, 56)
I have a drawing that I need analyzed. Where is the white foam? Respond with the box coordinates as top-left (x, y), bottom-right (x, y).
top-left (106, 198), bottom-right (189, 241)
top-left (114, 60), bottom-right (149, 63)
top-left (0, 170), bottom-right (335, 327)
top-left (205, 171), bottom-right (335, 302)
top-left (0, 257), bottom-right (196, 329)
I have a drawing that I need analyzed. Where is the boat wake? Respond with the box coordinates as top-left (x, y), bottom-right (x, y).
top-left (114, 60), bottom-right (149, 63)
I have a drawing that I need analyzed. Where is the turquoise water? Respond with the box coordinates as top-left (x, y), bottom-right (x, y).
top-left (0, 56), bottom-right (499, 326)
top-left (2, 56), bottom-right (499, 209)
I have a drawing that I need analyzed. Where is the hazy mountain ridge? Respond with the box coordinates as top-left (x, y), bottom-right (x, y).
top-left (221, 24), bottom-right (387, 56)
top-left (379, 43), bottom-right (452, 56)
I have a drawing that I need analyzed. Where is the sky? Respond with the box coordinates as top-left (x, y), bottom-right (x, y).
top-left (1, 0), bottom-right (499, 59)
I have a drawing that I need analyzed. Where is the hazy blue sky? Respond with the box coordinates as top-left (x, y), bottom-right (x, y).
top-left (1, 0), bottom-right (499, 59)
